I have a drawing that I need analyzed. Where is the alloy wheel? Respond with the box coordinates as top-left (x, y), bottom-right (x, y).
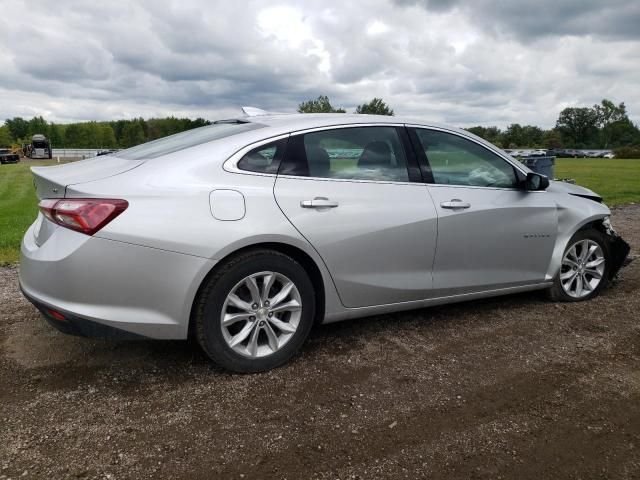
top-left (560, 239), bottom-right (606, 298)
top-left (220, 271), bottom-right (302, 358)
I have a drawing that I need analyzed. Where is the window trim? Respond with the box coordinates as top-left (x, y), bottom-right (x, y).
top-left (224, 124), bottom-right (408, 178)
top-left (236, 137), bottom-right (288, 175)
top-left (406, 125), bottom-right (528, 190)
top-left (278, 124), bottom-right (418, 184)
top-left (223, 133), bottom-right (291, 176)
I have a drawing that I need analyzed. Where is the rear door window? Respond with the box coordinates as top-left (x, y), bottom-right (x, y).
top-left (280, 126), bottom-right (410, 182)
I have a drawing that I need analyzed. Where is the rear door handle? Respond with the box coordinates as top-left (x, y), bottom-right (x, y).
top-left (440, 199), bottom-right (471, 209)
top-left (300, 197), bottom-right (339, 209)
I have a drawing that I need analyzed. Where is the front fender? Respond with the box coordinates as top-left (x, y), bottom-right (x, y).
top-left (545, 193), bottom-right (610, 280)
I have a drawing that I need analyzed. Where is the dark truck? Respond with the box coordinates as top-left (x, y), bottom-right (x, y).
top-left (0, 148), bottom-right (20, 164)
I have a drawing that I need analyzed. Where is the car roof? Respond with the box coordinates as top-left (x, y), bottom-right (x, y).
top-left (238, 112), bottom-right (464, 134)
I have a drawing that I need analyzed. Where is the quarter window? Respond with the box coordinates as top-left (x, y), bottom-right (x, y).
top-left (281, 127), bottom-right (409, 182)
top-left (237, 138), bottom-right (288, 174)
top-left (413, 129), bottom-right (519, 188)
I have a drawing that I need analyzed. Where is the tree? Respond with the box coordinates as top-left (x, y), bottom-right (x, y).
top-left (593, 99), bottom-right (628, 148)
top-left (27, 116), bottom-right (49, 137)
top-left (5, 117), bottom-right (29, 140)
top-left (355, 98), bottom-right (394, 116)
top-left (98, 124), bottom-right (117, 148)
top-left (120, 121), bottom-right (146, 148)
top-left (0, 126), bottom-right (12, 146)
top-left (466, 126), bottom-right (503, 146)
top-left (502, 124), bottom-right (525, 148)
top-left (555, 107), bottom-right (599, 148)
top-left (543, 129), bottom-right (563, 149)
top-left (521, 125), bottom-right (544, 147)
top-left (298, 95), bottom-right (346, 113)
top-left (48, 123), bottom-right (64, 148)
top-left (64, 124), bottom-right (84, 148)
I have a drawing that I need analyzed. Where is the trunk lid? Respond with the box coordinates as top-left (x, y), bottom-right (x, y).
top-left (30, 156), bottom-right (143, 246)
top-left (31, 156), bottom-right (144, 199)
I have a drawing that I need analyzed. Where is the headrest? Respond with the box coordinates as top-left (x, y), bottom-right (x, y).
top-left (358, 141), bottom-right (392, 168)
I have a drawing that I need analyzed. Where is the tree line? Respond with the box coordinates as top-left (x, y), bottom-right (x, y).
top-left (0, 116), bottom-right (210, 149)
top-left (2, 97), bottom-right (638, 153)
top-left (298, 96), bottom-right (640, 152)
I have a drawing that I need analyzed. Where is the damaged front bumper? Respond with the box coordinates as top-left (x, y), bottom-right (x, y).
top-left (602, 217), bottom-right (631, 279)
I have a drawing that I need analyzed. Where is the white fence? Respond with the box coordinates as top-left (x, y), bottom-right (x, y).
top-left (52, 148), bottom-right (119, 159)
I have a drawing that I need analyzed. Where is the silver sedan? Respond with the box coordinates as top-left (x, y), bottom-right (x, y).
top-left (20, 110), bottom-right (630, 372)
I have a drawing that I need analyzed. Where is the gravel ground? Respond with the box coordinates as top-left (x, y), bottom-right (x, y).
top-left (1, 205), bottom-right (639, 480)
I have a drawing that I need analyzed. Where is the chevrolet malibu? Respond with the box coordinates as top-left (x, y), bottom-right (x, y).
top-left (20, 110), bottom-right (630, 372)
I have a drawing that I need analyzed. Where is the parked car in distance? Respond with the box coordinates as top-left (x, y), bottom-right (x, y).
top-left (96, 150), bottom-right (117, 156)
top-left (0, 148), bottom-right (20, 164)
top-left (20, 110), bottom-right (630, 372)
top-left (603, 152), bottom-right (615, 158)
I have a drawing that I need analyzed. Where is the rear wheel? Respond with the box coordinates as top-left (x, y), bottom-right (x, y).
top-left (548, 229), bottom-right (611, 302)
top-left (194, 249), bottom-right (316, 372)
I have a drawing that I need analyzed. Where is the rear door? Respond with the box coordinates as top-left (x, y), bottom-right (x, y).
top-left (408, 127), bottom-right (557, 295)
top-left (274, 125), bottom-right (438, 308)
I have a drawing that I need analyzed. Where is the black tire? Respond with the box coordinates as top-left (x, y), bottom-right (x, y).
top-left (548, 228), bottom-right (612, 302)
top-left (194, 249), bottom-right (316, 373)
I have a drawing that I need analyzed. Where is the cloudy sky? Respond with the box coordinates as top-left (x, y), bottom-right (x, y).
top-left (1, 0), bottom-right (639, 128)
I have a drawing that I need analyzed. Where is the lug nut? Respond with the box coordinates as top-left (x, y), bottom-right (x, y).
top-left (252, 303), bottom-right (258, 309)
top-left (259, 321), bottom-right (265, 326)
top-left (268, 312), bottom-right (273, 317)
top-left (264, 301), bottom-right (270, 307)
top-left (250, 316), bottom-right (256, 321)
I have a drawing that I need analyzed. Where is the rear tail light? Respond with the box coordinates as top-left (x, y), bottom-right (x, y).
top-left (39, 198), bottom-right (128, 235)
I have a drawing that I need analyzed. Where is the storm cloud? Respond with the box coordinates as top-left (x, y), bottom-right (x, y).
top-left (0, 0), bottom-right (638, 127)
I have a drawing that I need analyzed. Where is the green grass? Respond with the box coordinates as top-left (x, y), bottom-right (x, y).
top-left (555, 159), bottom-right (640, 206)
top-left (0, 159), bottom-right (70, 264)
top-left (0, 158), bottom-right (638, 264)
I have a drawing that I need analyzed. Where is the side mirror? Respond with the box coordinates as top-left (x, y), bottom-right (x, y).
top-left (526, 172), bottom-right (549, 191)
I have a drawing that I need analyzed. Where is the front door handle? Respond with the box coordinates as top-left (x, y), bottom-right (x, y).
top-left (300, 197), bottom-right (339, 209)
top-left (440, 199), bottom-right (471, 209)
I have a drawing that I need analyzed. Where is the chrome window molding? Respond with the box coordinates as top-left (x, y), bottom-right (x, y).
top-left (223, 133), bottom-right (291, 176)
top-left (275, 174), bottom-right (420, 187)
top-left (288, 122), bottom-right (405, 135)
top-left (224, 123), bottom-right (535, 191)
top-left (224, 123), bottom-right (410, 184)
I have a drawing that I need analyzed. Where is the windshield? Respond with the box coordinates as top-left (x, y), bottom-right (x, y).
top-left (117, 122), bottom-right (264, 160)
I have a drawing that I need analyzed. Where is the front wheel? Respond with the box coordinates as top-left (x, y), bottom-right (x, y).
top-left (194, 250), bottom-right (316, 373)
top-left (548, 229), bottom-right (611, 302)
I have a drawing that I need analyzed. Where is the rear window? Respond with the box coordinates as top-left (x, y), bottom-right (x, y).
top-left (117, 122), bottom-right (264, 160)
top-left (237, 138), bottom-right (288, 174)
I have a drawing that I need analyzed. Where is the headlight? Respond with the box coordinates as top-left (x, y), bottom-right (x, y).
top-left (602, 216), bottom-right (617, 236)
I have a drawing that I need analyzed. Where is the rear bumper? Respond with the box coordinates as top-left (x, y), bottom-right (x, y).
top-left (20, 220), bottom-right (216, 339)
top-left (21, 287), bottom-right (145, 340)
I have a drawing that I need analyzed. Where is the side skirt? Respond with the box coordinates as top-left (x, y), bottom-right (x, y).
top-left (322, 282), bottom-right (552, 324)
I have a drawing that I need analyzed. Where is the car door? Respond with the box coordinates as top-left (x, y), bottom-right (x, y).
top-left (408, 126), bottom-right (558, 295)
top-left (274, 125), bottom-right (438, 308)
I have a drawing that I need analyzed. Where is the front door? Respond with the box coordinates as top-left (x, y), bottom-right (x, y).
top-left (409, 127), bottom-right (557, 295)
top-left (274, 125), bottom-right (438, 308)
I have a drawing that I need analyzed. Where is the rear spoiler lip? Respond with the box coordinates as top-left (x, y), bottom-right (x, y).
top-left (30, 158), bottom-right (146, 199)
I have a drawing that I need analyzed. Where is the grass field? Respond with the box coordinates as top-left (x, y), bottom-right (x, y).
top-left (0, 160), bottom-right (71, 264)
top-left (554, 158), bottom-right (640, 205)
top-left (0, 158), bottom-right (639, 264)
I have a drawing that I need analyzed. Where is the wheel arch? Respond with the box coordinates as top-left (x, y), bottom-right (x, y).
top-left (188, 242), bottom-right (327, 338)
top-left (546, 208), bottom-right (610, 281)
